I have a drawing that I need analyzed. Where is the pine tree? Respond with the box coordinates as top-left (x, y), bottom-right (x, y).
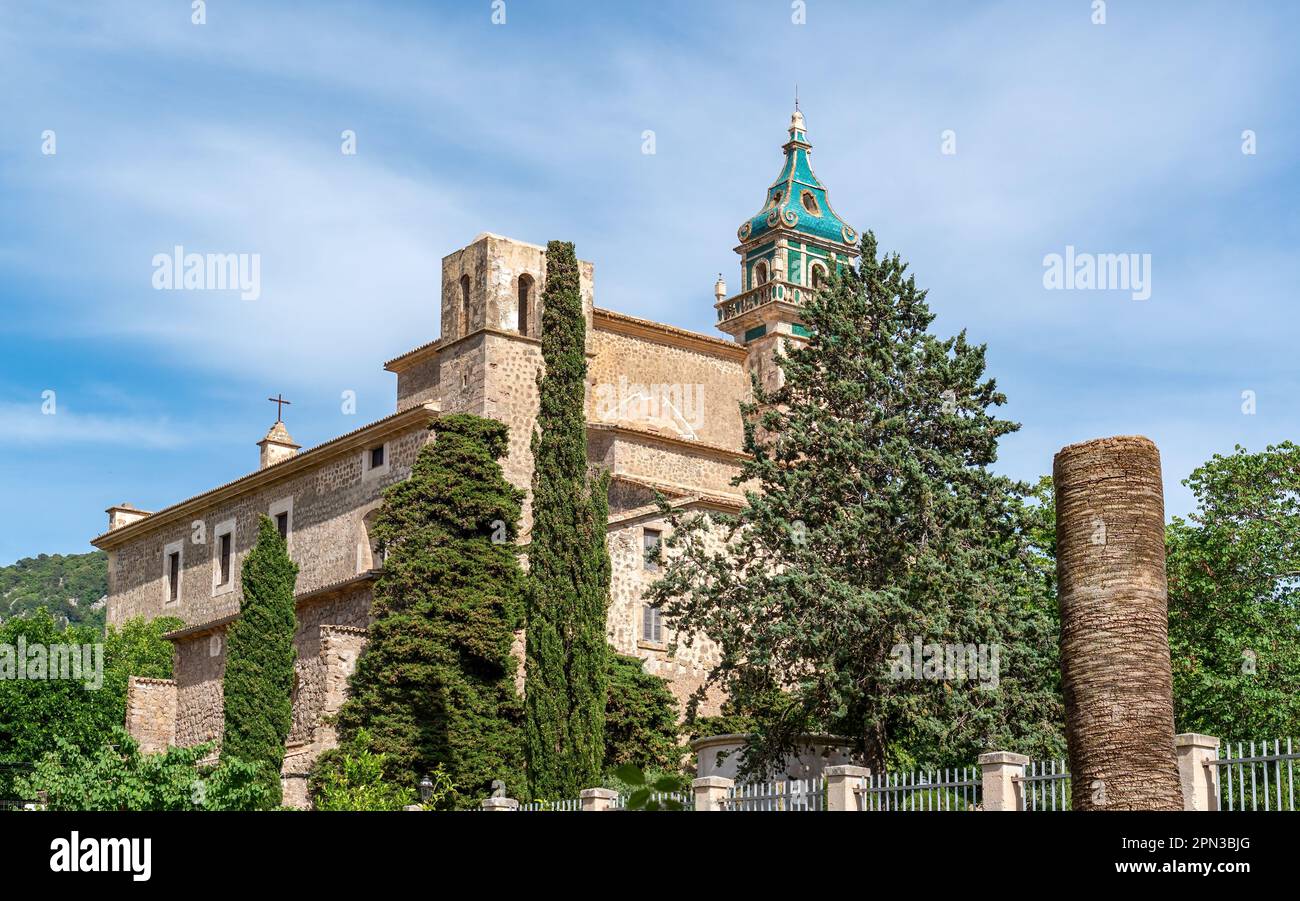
top-left (647, 232), bottom-right (1063, 774)
top-left (220, 514), bottom-right (298, 807)
top-left (335, 414), bottom-right (526, 807)
top-left (524, 240), bottom-right (611, 799)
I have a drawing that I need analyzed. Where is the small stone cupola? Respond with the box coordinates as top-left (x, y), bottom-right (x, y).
top-left (258, 419), bottom-right (301, 469)
top-left (106, 502), bottom-right (151, 531)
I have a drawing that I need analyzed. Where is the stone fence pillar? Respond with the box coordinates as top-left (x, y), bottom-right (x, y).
top-left (691, 776), bottom-right (733, 811)
top-left (481, 797), bottom-right (519, 811)
top-left (1175, 733), bottom-right (1221, 811)
top-left (979, 752), bottom-right (1029, 811)
top-left (580, 788), bottom-right (619, 811)
top-left (824, 765), bottom-right (871, 811)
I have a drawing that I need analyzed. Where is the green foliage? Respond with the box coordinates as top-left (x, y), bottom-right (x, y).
top-left (337, 415), bottom-right (526, 809)
top-left (0, 551), bottom-right (108, 631)
top-left (220, 515), bottom-right (298, 808)
top-left (309, 729), bottom-right (425, 811)
top-left (0, 609), bottom-right (180, 799)
top-left (609, 764), bottom-right (688, 810)
top-left (647, 232), bottom-right (1064, 774)
top-left (19, 728), bottom-right (273, 811)
top-left (1165, 443), bottom-right (1300, 740)
top-left (604, 652), bottom-right (682, 775)
top-left (1023, 450), bottom-right (1300, 743)
top-left (524, 239), bottom-right (612, 799)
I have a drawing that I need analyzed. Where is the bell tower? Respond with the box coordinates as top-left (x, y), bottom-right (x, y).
top-left (715, 106), bottom-right (859, 393)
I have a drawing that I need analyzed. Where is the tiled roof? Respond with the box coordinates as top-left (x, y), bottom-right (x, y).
top-left (91, 404), bottom-right (438, 549)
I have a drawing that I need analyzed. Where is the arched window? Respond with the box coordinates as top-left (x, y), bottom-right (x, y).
top-left (753, 260), bottom-right (769, 287)
top-left (517, 274), bottom-right (534, 337)
top-left (460, 274), bottom-right (472, 336)
top-left (810, 262), bottom-right (828, 290)
top-left (801, 190), bottom-right (820, 215)
top-left (358, 508), bottom-right (384, 573)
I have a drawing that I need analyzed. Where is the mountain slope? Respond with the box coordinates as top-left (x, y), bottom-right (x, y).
top-left (0, 551), bottom-right (108, 632)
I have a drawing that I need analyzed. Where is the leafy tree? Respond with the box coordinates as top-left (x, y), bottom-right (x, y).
top-left (603, 652), bottom-right (682, 775)
top-left (0, 610), bottom-right (179, 798)
top-left (1165, 443), bottom-right (1300, 740)
top-left (21, 728), bottom-right (271, 811)
top-left (309, 729), bottom-right (425, 811)
top-left (220, 515), bottom-right (298, 808)
top-left (646, 232), bottom-right (1063, 775)
top-left (1020, 449), bottom-right (1300, 743)
top-left (608, 764), bottom-right (689, 811)
top-left (337, 414), bottom-right (526, 808)
top-left (524, 240), bottom-right (612, 798)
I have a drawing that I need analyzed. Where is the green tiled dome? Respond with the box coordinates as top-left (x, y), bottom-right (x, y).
top-left (738, 109), bottom-right (858, 248)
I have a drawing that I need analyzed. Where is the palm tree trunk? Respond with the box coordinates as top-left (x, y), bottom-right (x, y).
top-left (1054, 436), bottom-right (1182, 810)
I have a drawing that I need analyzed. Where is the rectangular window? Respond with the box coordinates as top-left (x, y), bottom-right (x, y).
top-left (211, 519), bottom-right (236, 595)
top-left (269, 496), bottom-right (294, 553)
top-left (363, 443), bottom-right (391, 481)
top-left (642, 528), bottom-right (661, 571)
top-left (167, 551), bottom-right (180, 602)
top-left (642, 604), bottom-right (663, 644)
top-left (218, 533), bottom-right (232, 586)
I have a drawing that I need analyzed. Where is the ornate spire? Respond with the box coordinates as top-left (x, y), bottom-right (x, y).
top-left (736, 107), bottom-right (858, 249)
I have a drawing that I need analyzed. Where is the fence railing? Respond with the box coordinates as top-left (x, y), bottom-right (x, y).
top-left (1210, 739), bottom-right (1298, 812)
top-left (858, 767), bottom-right (981, 811)
top-left (487, 736), bottom-right (1300, 812)
top-left (721, 777), bottom-right (825, 811)
top-left (1016, 758), bottom-right (1071, 811)
top-left (611, 790), bottom-right (693, 810)
top-left (519, 797), bottom-right (581, 811)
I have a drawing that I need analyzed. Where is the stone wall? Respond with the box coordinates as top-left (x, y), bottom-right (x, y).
top-left (606, 509), bottom-right (725, 717)
top-left (125, 676), bottom-right (177, 754)
top-left (395, 351), bottom-right (440, 411)
top-left (174, 628), bottom-right (226, 749)
top-left (588, 317), bottom-right (750, 450)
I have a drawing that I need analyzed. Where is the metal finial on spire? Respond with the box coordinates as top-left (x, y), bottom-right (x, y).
top-left (794, 83), bottom-right (799, 111)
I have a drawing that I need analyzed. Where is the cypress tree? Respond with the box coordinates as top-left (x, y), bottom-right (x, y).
top-left (220, 514), bottom-right (298, 808)
top-left (336, 414), bottom-right (526, 807)
top-left (525, 240), bottom-right (611, 799)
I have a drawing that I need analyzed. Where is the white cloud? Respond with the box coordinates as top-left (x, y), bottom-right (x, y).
top-left (0, 402), bottom-right (188, 449)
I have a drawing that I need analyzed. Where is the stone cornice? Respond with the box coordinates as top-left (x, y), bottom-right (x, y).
top-left (91, 405), bottom-right (438, 550)
top-left (593, 308), bottom-right (748, 362)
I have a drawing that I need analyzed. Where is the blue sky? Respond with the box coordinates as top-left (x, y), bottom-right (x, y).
top-left (1, 0), bottom-right (1297, 564)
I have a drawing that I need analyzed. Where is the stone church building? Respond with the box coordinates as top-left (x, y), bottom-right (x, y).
top-left (92, 108), bottom-right (860, 806)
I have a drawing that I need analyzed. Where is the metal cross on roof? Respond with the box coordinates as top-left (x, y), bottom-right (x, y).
top-left (268, 393), bottom-right (292, 422)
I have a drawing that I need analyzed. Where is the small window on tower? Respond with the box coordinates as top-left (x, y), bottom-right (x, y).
top-left (810, 262), bottom-right (828, 289)
top-left (801, 191), bottom-right (820, 215)
top-left (275, 512), bottom-right (289, 540)
top-left (754, 261), bottom-right (769, 286)
top-left (460, 274), bottom-right (472, 336)
top-left (518, 274), bottom-right (533, 337)
top-left (370, 445), bottom-right (385, 469)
